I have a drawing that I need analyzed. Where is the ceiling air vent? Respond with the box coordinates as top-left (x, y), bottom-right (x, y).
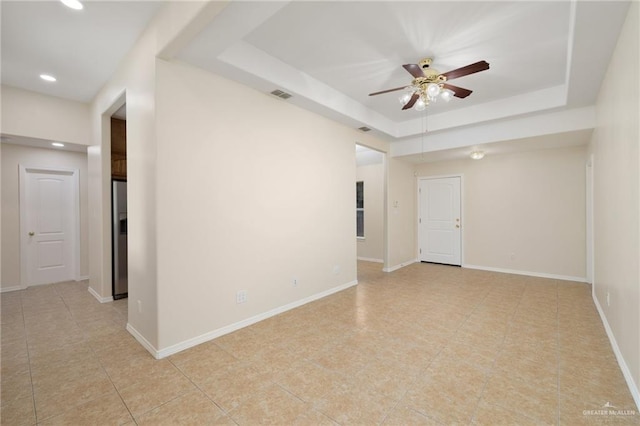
top-left (358, 126), bottom-right (371, 132)
top-left (270, 89), bottom-right (292, 100)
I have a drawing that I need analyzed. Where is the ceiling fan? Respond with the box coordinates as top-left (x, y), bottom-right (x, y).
top-left (369, 58), bottom-right (490, 111)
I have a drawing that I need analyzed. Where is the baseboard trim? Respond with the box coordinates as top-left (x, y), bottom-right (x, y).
top-left (75, 275), bottom-right (89, 282)
top-left (1, 285), bottom-right (23, 293)
top-left (155, 279), bottom-right (359, 359)
top-left (357, 257), bottom-right (384, 263)
top-left (592, 292), bottom-right (640, 411)
top-left (126, 323), bottom-right (161, 359)
top-left (88, 286), bottom-right (113, 303)
top-left (463, 264), bottom-right (587, 283)
top-left (383, 259), bottom-right (418, 273)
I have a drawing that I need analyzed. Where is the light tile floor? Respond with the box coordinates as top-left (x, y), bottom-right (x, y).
top-left (1, 261), bottom-right (638, 425)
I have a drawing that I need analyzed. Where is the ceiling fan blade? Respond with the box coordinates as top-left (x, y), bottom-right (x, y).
top-left (369, 86), bottom-right (407, 96)
top-left (441, 60), bottom-right (490, 81)
top-left (442, 83), bottom-right (472, 98)
top-left (403, 64), bottom-right (423, 78)
top-left (402, 93), bottom-right (420, 110)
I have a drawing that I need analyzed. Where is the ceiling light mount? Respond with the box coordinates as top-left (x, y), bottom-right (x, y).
top-left (40, 74), bottom-right (57, 82)
top-left (60, 0), bottom-right (83, 10)
top-left (470, 150), bottom-right (485, 160)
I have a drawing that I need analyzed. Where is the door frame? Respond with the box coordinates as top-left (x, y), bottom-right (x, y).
top-left (586, 154), bottom-right (594, 284)
top-left (355, 143), bottom-right (388, 270)
top-left (416, 174), bottom-right (464, 266)
top-left (19, 165), bottom-right (81, 289)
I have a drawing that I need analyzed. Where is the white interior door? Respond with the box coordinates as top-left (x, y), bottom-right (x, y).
top-left (20, 166), bottom-right (78, 287)
top-left (419, 177), bottom-right (461, 265)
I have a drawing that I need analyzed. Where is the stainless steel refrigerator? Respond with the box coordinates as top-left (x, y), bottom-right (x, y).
top-left (112, 180), bottom-right (128, 299)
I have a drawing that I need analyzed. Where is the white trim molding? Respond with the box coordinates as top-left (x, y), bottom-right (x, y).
top-left (88, 286), bottom-right (113, 303)
top-left (383, 259), bottom-right (418, 273)
top-left (152, 279), bottom-right (359, 359)
top-left (357, 257), bottom-right (384, 263)
top-left (127, 323), bottom-right (161, 359)
top-left (463, 264), bottom-right (587, 283)
top-left (592, 293), bottom-right (640, 410)
top-left (75, 275), bottom-right (89, 282)
top-left (1, 285), bottom-right (23, 293)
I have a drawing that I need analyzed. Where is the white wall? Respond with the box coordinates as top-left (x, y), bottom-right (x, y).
top-left (356, 162), bottom-right (384, 262)
top-left (1, 143), bottom-right (89, 290)
top-left (590, 1), bottom-right (639, 405)
top-left (1, 85), bottom-right (91, 146)
top-left (153, 58), bottom-right (390, 351)
top-left (416, 146), bottom-right (587, 280)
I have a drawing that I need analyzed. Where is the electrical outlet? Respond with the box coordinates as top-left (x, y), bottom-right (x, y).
top-left (333, 265), bottom-right (341, 275)
top-left (236, 290), bottom-right (247, 304)
top-left (607, 291), bottom-right (610, 307)
top-left (292, 278), bottom-right (298, 287)
top-left (137, 300), bottom-right (142, 313)
top-left (510, 253), bottom-right (516, 261)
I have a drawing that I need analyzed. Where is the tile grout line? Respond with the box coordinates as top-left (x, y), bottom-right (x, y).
top-left (468, 279), bottom-right (527, 423)
top-left (556, 281), bottom-right (561, 426)
top-left (57, 281), bottom-right (138, 425)
top-left (166, 350), bottom-right (240, 424)
top-left (19, 290), bottom-right (38, 426)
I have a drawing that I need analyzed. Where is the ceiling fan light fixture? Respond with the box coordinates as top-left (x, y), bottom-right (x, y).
top-left (426, 83), bottom-right (441, 98)
top-left (399, 92), bottom-right (412, 105)
top-left (441, 89), bottom-right (454, 102)
top-left (470, 150), bottom-right (485, 160)
top-left (370, 58), bottom-right (489, 111)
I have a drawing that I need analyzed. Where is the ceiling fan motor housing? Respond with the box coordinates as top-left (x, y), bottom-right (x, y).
top-left (418, 58), bottom-right (442, 81)
top-left (419, 57), bottom-right (433, 69)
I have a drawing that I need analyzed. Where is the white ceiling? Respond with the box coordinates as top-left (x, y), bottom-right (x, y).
top-left (243, 1), bottom-right (570, 120)
top-left (356, 144), bottom-right (384, 167)
top-left (1, 0), bottom-right (162, 103)
top-left (0, 1), bottom-right (631, 158)
top-left (176, 0), bottom-right (629, 145)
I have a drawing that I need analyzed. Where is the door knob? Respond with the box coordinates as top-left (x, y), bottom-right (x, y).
top-left (455, 225), bottom-right (460, 228)
top-left (28, 231), bottom-right (35, 236)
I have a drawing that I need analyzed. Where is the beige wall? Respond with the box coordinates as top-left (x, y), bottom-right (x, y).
top-left (88, 21), bottom-right (160, 347)
top-left (386, 157), bottom-right (417, 270)
top-left (1, 143), bottom-right (89, 289)
top-left (82, 0), bottom-right (394, 355)
top-left (85, 2), bottom-right (222, 348)
top-left (1, 85), bottom-right (91, 146)
top-left (416, 146), bottom-right (587, 279)
top-left (154, 59), bottom-right (388, 350)
top-left (590, 1), bottom-right (639, 401)
top-left (356, 162), bottom-right (384, 262)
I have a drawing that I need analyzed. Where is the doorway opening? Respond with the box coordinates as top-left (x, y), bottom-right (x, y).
top-left (355, 144), bottom-right (386, 280)
top-left (111, 104), bottom-right (128, 299)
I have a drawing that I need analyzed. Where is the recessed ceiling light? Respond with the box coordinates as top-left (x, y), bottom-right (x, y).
top-left (51, 142), bottom-right (65, 147)
top-left (470, 150), bottom-right (485, 160)
top-left (40, 74), bottom-right (57, 82)
top-left (60, 0), bottom-right (83, 10)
